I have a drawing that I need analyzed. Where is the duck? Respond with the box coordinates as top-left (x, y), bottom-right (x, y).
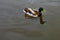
top-left (23, 7), bottom-right (45, 18)
top-left (23, 7), bottom-right (46, 24)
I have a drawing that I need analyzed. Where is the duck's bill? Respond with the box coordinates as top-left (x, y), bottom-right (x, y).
top-left (43, 8), bottom-right (46, 13)
top-left (41, 8), bottom-right (46, 15)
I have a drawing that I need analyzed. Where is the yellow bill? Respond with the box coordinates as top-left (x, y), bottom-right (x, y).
top-left (43, 8), bottom-right (46, 13)
top-left (41, 8), bottom-right (46, 15)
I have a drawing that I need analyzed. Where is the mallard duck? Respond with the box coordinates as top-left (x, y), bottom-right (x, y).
top-left (23, 7), bottom-right (46, 24)
top-left (23, 7), bottom-right (46, 17)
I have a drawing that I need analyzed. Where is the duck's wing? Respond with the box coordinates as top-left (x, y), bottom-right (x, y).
top-left (28, 8), bottom-right (35, 14)
top-left (26, 12), bottom-right (38, 17)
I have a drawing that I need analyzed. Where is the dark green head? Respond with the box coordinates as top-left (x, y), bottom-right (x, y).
top-left (39, 7), bottom-right (44, 12)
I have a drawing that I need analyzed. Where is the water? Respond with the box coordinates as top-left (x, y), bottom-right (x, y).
top-left (0, 0), bottom-right (60, 40)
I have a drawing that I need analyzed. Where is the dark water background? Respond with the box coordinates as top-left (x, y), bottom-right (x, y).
top-left (0, 0), bottom-right (60, 40)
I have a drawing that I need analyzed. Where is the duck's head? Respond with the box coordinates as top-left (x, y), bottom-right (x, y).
top-left (39, 7), bottom-right (46, 13)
